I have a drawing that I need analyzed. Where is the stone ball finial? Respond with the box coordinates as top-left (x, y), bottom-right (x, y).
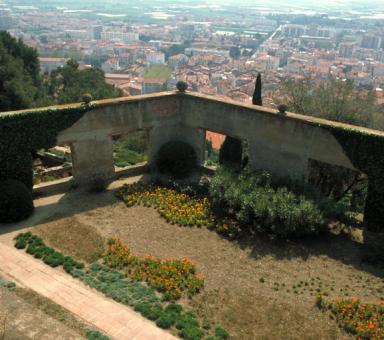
top-left (176, 81), bottom-right (188, 93)
top-left (82, 93), bottom-right (93, 104)
top-left (277, 104), bottom-right (288, 115)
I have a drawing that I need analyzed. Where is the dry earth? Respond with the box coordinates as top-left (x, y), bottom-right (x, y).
top-left (0, 284), bottom-right (86, 339)
top-left (1, 177), bottom-right (383, 339)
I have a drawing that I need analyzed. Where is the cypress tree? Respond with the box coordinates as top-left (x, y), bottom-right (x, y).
top-left (252, 73), bottom-right (262, 106)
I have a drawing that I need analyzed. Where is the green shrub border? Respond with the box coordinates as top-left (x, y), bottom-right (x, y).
top-left (0, 103), bottom-right (95, 190)
top-left (328, 126), bottom-right (384, 232)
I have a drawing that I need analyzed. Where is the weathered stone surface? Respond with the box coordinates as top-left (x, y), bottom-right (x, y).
top-left (5, 90), bottom-right (384, 227)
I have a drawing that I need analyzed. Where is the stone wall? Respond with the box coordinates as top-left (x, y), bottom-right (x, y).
top-left (18, 90), bottom-right (382, 230)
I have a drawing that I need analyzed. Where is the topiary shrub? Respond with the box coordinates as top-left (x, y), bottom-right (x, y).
top-left (0, 179), bottom-right (34, 223)
top-left (82, 93), bottom-right (93, 104)
top-left (176, 81), bottom-right (188, 93)
top-left (156, 141), bottom-right (197, 179)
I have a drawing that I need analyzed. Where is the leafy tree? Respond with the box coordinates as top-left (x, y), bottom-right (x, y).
top-left (252, 73), bottom-right (262, 106)
top-left (0, 31), bottom-right (40, 111)
top-left (0, 31), bottom-right (40, 86)
top-left (279, 76), bottom-right (383, 130)
top-left (45, 60), bottom-right (122, 104)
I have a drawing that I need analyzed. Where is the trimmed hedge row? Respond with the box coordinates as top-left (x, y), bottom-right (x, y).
top-left (15, 232), bottom-right (84, 272)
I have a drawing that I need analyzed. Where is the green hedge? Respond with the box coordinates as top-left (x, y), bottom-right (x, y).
top-left (0, 103), bottom-right (94, 190)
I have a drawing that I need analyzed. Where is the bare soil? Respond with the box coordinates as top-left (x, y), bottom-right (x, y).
top-left (1, 180), bottom-right (383, 340)
top-left (0, 285), bottom-right (86, 339)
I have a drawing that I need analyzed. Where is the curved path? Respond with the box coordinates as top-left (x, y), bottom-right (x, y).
top-left (0, 242), bottom-right (177, 340)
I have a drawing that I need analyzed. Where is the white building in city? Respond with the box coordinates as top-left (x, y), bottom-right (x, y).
top-left (101, 31), bottom-right (139, 43)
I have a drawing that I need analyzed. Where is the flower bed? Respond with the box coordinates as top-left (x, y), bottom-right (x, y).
top-left (118, 182), bottom-right (241, 239)
top-left (317, 295), bottom-right (384, 339)
top-left (14, 233), bottom-right (229, 340)
top-left (103, 238), bottom-right (204, 300)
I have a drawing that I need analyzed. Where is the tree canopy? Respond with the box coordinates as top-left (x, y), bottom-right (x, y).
top-left (45, 60), bottom-right (122, 104)
top-left (0, 31), bottom-right (122, 112)
top-left (0, 31), bottom-right (40, 111)
top-left (278, 76), bottom-right (384, 130)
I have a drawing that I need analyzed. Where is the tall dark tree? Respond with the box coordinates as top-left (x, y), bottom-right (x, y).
top-left (219, 136), bottom-right (243, 170)
top-left (252, 73), bottom-right (262, 106)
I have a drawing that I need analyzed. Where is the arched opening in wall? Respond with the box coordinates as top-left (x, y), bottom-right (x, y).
top-left (112, 130), bottom-right (149, 172)
top-left (33, 145), bottom-right (73, 186)
top-left (308, 159), bottom-right (368, 223)
top-left (205, 130), bottom-right (248, 170)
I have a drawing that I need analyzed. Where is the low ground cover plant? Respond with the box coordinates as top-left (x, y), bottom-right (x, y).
top-left (317, 295), bottom-right (384, 339)
top-left (118, 182), bottom-right (242, 239)
top-left (103, 238), bottom-right (204, 300)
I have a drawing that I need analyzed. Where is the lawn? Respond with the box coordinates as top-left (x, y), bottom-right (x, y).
top-left (143, 64), bottom-right (172, 80)
top-left (11, 178), bottom-right (384, 340)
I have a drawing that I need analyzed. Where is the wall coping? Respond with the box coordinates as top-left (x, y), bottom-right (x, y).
top-left (1, 90), bottom-right (384, 138)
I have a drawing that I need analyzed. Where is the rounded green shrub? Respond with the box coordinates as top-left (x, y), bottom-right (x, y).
top-left (0, 179), bottom-right (34, 223)
top-left (15, 239), bottom-right (27, 249)
top-left (179, 326), bottom-right (204, 340)
top-left (43, 251), bottom-right (64, 267)
top-left (175, 313), bottom-right (199, 330)
top-left (156, 141), bottom-right (197, 179)
top-left (176, 81), bottom-right (188, 93)
top-left (215, 326), bottom-right (230, 339)
top-left (156, 313), bottom-right (175, 329)
top-left (165, 303), bottom-right (183, 314)
top-left (147, 305), bottom-right (163, 321)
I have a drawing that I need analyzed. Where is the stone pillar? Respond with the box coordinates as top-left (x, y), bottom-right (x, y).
top-left (248, 138), bottom-right (308, 181)
top-left (70, 135), bottom-right (115, 185)
top-left (148, 124), bottom-right (205, 170)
